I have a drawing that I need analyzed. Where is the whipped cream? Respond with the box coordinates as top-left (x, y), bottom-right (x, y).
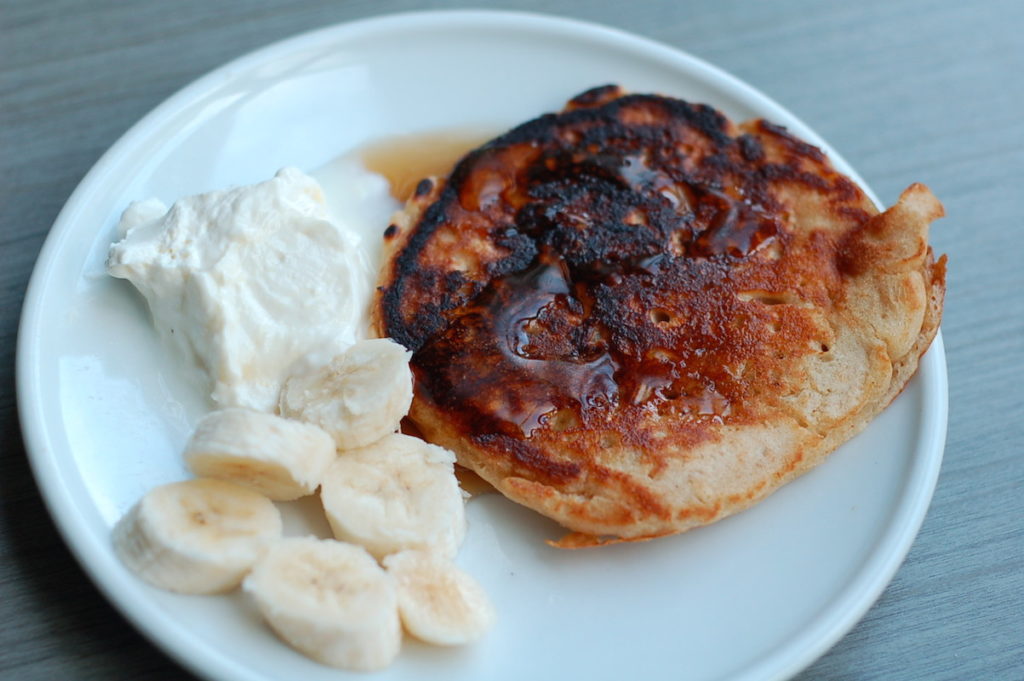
top-left (107, 167), bottom-right (395, 412)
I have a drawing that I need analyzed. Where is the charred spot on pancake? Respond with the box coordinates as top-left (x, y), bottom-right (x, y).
top-left (414, 178), bottom-right (434, 197)
top-left (738, 134), bottom-right (765, 162)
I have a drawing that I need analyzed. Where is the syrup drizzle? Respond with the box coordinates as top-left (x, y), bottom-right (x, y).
top-left (360, 129), bottom-right (494, 202)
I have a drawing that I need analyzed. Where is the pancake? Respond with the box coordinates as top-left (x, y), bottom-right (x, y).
top-left (374, 85), bottom-right (946, 544)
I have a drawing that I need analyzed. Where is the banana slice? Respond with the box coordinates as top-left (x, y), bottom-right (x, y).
top-left (384, 550), bottom-right (496, 646)
top-left (184, 408), bottom-right (336, 501)
top-left (243, 537), bottom-right (401, 671)
top-left (279, 338), bottom-right (412, 450)
top-left (320, 433), bottom-right (466, 559)
top-left (112, 478), bottom-right (282, 594)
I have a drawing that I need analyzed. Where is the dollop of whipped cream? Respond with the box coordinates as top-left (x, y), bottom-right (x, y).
top-left (107, 167), bottom-right (380, 412)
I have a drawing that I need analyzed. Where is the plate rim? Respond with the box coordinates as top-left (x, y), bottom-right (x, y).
top-left (16, 9), bottom-right (948, 681)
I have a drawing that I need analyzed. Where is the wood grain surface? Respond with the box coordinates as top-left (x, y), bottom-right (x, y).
top-left (2, 1), bottom-right (1021, 679)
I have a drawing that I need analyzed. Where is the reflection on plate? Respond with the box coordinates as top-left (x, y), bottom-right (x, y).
top-left (17, 10), bottom-right (947, 681)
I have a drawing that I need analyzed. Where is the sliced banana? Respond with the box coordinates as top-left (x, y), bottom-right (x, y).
top-left (384, 550), bottom-right (496, 646)
top-left (112, 478), bottom-right (282, 594)
top-left (279, 338), bottom-right (412, 451)
top-left (184, 408), bottom-right (336, 501)
top-left (243, 537), bottom-right (401, 671)
top-left (320, 433), bottom-right (466, 560)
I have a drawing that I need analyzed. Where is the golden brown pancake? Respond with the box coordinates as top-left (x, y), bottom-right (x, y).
top-left (374, 85), bottom-right (946, 545)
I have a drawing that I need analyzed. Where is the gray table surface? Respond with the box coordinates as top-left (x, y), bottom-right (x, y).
top-left (2, 1), bottom-right (1022, 679)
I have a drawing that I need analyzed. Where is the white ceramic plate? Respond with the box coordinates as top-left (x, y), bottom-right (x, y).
top-left (17, 10), bottom-right (947, 681)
